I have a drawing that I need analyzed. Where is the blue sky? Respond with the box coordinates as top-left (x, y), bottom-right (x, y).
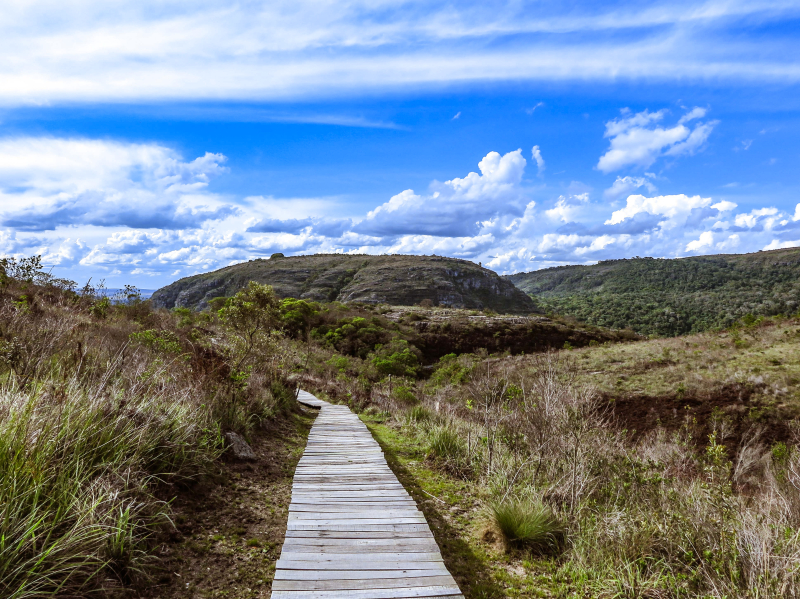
top-left (0, 0), bottom-right (799, 287)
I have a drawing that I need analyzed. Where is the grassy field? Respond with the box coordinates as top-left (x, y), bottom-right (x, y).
top-left (311, 318), bottom-right (800, 598)
top-left (5, 252), bottom-right (800, 598)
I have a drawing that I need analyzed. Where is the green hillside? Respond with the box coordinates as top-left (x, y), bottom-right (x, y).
top-left (505, 247), bottom-right (800, 337)
top-left (152, 253), bottom-right (537, 314)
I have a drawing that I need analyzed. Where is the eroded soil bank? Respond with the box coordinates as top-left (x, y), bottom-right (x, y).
top-left (143, 409), bottom-right (315, 599)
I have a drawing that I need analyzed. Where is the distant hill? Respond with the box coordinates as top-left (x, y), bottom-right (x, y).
top-left (505, 247), bottom-right (800, 337)
top-left (152, 254), bottom-right (537, 314)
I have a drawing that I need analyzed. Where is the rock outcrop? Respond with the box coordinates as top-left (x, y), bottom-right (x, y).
top-left (151, 254), bottom-right (537, 314)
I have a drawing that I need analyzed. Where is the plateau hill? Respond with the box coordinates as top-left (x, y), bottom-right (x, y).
top-left (152, 253), bottom-right (536, 314)
top-left (505, 247), bottom-right (800, 337)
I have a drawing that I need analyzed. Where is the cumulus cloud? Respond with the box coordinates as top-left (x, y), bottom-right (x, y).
top-left (606, 194), bottom-right (713, 228)
top-left (247, 218), bottom-right (314, 234)
top-left (686, 231), bottom-right (714, 252)
top-left (546, 194), bottom-right (589, 223)
top-left (716, 234), bottom-right (740, 251)
top-left (603, 175), bottom-right (657, 200)
top-left (763, 239), bottom-right (800, 251)
top-left (354, 149), bottom-right (528, 237)
top-left (597, 108), bottom-right (718, 173)
top-left (732, 207), bottom-right (779, 230)
top-left (3, 135), bottom-right (799, 285)
top-left (0, 138), bottom-right (234, 231)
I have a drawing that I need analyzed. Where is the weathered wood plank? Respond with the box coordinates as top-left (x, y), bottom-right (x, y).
top-left (276, 560), bottom-right (453, 571)
top-left (274, 568), bottom-right (450, 581)
top-left (285, 530), bottom-right (435, 539)
top-left (272, 576), bottom-right (457, 591)
top-left (271, 587), bottom-right (463, 599)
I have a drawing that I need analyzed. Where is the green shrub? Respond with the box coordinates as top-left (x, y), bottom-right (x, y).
top-left (490, 498), bottom-right (565, 555)
top-left (428, 353), bottom-right (475, 388)
top-left (392, 385), bottom-right (416, 404)
top-left (280, 298), bottom-right (320, 339)
top-left (89, 296), bottom-right (111, 319)
top-left (326, 355), bottom-right (349, 373)
top-left (129, 329), bottom-right (184, 355)
top-left (371, 340), bottom-right (420, 377)
top-left (314, 316), bottom-right (390, 358)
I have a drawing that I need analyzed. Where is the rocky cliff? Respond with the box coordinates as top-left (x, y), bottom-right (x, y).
top-left (151, 254), bottom-right (537, 314)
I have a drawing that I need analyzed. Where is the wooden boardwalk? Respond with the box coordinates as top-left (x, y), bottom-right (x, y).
top-left (271, 390), bottom-right (463, 599)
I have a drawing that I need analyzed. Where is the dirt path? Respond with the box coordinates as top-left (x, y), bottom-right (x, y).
top-left (144, 408), bottom-right (315, 599)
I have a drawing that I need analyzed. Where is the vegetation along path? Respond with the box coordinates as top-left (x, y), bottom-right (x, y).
top-left (272, 390), bottom-right (463, 599)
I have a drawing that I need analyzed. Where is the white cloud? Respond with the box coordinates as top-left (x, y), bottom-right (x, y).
top-left (546, 194), bottom-right (589, 223)
top-left (678, 107), bottom-right (707, 124)
top-left (0, 2), bottom-right (796, 104)
top-left (575, 234), bottom-right (616, 255)
top-left (0, 137), bottom-right (233, 231)
top-left (686, 231), bottom-right (714, 251)
top-left (452, 112), bottom-right (461, 120)
top-left (716, 234), bottom-right (740, 250)
top-left (734, 207), bottom-right (779, 229)
top-left (531, 145), bottom-right (545, 174)
top-left (711, 200), bottom-right (737, 212)
top-left (603, 175), bottom-right (657, 200)
top-left (606, 194), bottom-right (711, 227)
top-left (526, 102), bottom-right (545, 115)
top-left (354, 149), bottom-right (528, 237)
top-left (3, 135), bottom-right (800, 286)
top-left (763, 239), bottom-right (800, 251)
top-left (597, 108), bottom-right (718, 173)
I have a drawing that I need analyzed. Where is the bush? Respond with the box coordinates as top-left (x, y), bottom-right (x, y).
top-left (392, 384), bottom-right (416, 405)
top-left (371, 340), bottom-right (420, 378)
top-left (315, 316), bottom-right (390, 358)
top-left (428, 353), bottom-right (476, 388)
top-left (489, 498), bottom-right (565, 555)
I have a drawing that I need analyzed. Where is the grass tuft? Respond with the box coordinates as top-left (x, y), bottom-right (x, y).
top-left (407, 405), bottom-right (432, 423)
top-left (428, 425), bottom-right (466, 461)
top-left (489, 498), bottom-right (565, 555)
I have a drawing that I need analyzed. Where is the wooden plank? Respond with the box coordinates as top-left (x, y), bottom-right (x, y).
top-left (281, 538), bottom-right (439, 547)
top-left (276, 559), bottom-right (450, 571)
top-left (288, 511), bottom-right (422, 519)
top-left (280, 544), bottom-right (441, 554)
top-left (272, 576), bottom-right (457, 591)
top-left (274, 568), bottom-right (450, 581)
top-left (286, 523), bottom-right (432, 532)
top-left (277, 552), bottom-right (444, 562)
top-left (285, 531), bottom-right (434, 540)
top-left (271, 586), bottom-right (462, 599)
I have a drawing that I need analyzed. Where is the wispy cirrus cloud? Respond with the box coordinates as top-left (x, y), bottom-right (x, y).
top-left (0, 1), bottom-right (798, 105)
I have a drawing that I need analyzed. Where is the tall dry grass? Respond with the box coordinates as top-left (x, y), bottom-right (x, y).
top-left (0, 271), bottom-right (295, 596)
top-left (401, 351), bottom-right (800, 597)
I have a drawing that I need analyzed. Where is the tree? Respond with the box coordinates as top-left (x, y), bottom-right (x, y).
top-left (218, 282), bottom-right (281, 371)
